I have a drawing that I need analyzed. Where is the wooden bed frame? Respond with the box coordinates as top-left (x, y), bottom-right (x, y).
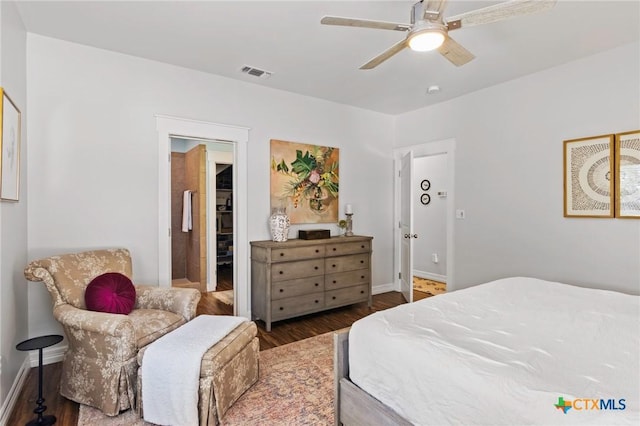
top-left (333, 329), bottom-right (412, 426)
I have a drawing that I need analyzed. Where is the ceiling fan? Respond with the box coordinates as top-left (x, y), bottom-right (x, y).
top-left (320, 0), bottom-right (557, 69)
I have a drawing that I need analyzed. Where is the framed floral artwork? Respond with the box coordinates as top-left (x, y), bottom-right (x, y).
top-left (270, 139), bottom-right (339, 224)
top-left (615, 130), bottom-right (640, 218)
top-left (563, 134), bottom-right (614, 218)
top-left (0, 88), bottom-right (21, 202)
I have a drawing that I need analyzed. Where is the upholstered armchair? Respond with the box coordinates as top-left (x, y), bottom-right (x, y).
top-left (24, 248), bottom-right (201, 416)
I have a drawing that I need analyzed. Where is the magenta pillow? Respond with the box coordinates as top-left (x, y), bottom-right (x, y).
top-left (85, 272), bottom-right (136, 315)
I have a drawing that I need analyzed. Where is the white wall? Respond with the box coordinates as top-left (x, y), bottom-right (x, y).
top-left (0, 0), bottom-right (28, 412)
top-left (413, 154), bottom-right (447, 279)
top-left (26, 34), bottom-right (395, 337)
top-left (396, 41), bottom-right (640, 294)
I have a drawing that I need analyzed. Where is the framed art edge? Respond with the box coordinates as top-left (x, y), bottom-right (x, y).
top-left (614, 129), bottom-right (640, 219)
top-left (563, 134), bottom-right (614, 218)
top-left (0, 87), bottom-right (22, 202)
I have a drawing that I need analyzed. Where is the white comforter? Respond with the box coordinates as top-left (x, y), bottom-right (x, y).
top-left (349, 277), bottom-right (639, 425)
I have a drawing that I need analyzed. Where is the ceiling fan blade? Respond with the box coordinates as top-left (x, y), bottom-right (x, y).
top-left (438, 35), bottom-right (475, 66)
top-left (446, 0), bottom-right (556, 30)
top-left (321, 16), bottom-right (411, 32)
top-left (423, 0), bottom-right (448, 21)
top-left (360, 39), bottom-right (408, 70)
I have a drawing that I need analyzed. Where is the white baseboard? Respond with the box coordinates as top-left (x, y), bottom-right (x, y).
top-left (413, 270), bottom-right (447, 283)
top-left (0, 344), bottom-right (67, 426)
top-left (0, 357), bottom-right (30, 426)
top-left (29, 344), bottom-right (67, 367)
top-left (372, 282), bottom-right (396, 295)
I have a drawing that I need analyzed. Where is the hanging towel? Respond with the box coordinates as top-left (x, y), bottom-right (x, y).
top-left (182, 190), bottom-right (192, 232)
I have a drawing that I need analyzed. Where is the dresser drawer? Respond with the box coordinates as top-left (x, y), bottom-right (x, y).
top-left (251, 236), bottom-right (372, 332)
top-left (271, 293), bottom-right (324, 320)
top-left (325, 241), bottom-right (371, 256)
top-left (325, 269), bottom-right (370, 291)
top-left (271, 259), bottom-right (325, 282)
top-left (325, 253), bottom-right (369, 274)
top-left (325, 284), bottom-right (369, 308)
top-left (272, 277), bottom-right (324, 300)
top-left (271, 245), bottom-right (325, 261)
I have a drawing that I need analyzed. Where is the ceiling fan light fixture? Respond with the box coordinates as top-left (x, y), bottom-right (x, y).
top-left (408, 30), bottom-right (445, 52)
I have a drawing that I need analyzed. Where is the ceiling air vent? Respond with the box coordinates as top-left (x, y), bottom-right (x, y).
top-left (240, 65), bottom-right (272, 79)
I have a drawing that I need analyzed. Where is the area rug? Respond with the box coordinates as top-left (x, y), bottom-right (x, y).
top-left (212, 289), bottom-right (234, 305)
top-left (77, 332), bottom-right (334, 425)
top-left (413, 276), bottom-right (446, 296)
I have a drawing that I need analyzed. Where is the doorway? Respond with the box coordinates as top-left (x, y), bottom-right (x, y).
top-left (412, 154), bottom-right (448, 300)
top-left (394, 139), bottom-right (456, 301)
top-left (169, 138), bottom-right (235, 307)
top-left (156, 115), bottom-right (250, 318)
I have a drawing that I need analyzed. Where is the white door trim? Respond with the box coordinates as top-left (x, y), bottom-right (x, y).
top-left (156, 115), bottom-right (251, 319)
top-left (393, 138), bottom-right (456, 292)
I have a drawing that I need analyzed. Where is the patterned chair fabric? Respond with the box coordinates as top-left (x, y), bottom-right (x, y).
top-left (24, 248), bottom-right (201, 416)
top-left (136, 321), bottom-right (260, 425)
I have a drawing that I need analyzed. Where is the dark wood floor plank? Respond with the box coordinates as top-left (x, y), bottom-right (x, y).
top-left (8, 290), bottom-right (419, 424)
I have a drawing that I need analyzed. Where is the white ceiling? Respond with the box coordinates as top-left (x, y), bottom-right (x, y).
top-left (14, 0), bottom-right (640, 115)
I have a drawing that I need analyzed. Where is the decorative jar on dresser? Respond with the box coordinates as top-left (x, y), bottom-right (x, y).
top-left (250, 235), bottom-right (373, 331)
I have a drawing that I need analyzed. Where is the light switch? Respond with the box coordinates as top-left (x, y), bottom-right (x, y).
top-left (455, 209), bottom-right (465, 219)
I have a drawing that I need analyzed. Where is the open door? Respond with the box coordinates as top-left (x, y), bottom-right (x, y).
top-left (186, 144), bottom-right (207, 292)
top-left (400, 150), bottom-right (414, 303)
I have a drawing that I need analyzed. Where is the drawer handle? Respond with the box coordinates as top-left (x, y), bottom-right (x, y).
top-left (315, 283), bottom-right (319, 287)
top-left (280, 253), bottom-right (284, 257)
top-left (360, 260), bottom-right (364, 264)
top-left (279, 271), bottom-right (284, 275)
top-left (360, 290), bottom-right (365, 294)
top-left (332, 296), bottom-right (336, 300)
top-left (315, 249), bottom-right (319, 253)
top-left (361, 275), bottom-right (365, 279)
top-left (333, 280), bottom-right (337, 284)
top-left (279, 289), bottom-right (284, 293)
top-left (361, 245), bottom-right (365, 248)
top-left (332, 264), bottom-right (336, 268)
top-left (332, 248), bottom-right (336, 251)
top-left (315, 300), bottom-right (319, 303)
top-left (279, 307), bottom-right (284, 311)
top-left (314, 266), bottom-right (319, 270)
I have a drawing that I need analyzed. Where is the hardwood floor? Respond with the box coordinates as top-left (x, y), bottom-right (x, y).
top-left (7, 289), bottom-right (420, 425)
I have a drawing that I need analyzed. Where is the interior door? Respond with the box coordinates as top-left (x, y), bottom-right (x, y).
top-left (400, 151), bottom-right (414, 303)
top-left (185, 144), bottom-right (207, 293)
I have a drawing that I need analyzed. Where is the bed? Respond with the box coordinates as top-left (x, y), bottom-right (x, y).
top-left (334, 277), bottom-right (639, 425)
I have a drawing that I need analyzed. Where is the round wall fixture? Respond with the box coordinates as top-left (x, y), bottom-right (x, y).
top-left (421, 193), bottom-right (431, 205)
top-left (420, 179), bottom-right (431, 191)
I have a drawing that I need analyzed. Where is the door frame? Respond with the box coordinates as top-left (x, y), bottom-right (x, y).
top-left (206, 149), bottom-right (233, 292)
top-left (393, 138), bottom-right (456, 292)
top-left (157, 115), bottom-right (250, 318)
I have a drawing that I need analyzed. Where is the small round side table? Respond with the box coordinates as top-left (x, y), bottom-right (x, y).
top-left (16, 334), bottom-right (64, 426)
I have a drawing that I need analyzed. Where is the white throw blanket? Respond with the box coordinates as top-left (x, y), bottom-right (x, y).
top-left (142, 315), bottom-right (246, 426)
top-left (182, 190), bottom-right (192, 232)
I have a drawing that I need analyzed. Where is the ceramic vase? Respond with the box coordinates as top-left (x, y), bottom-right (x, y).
top-left (269, 208), bottom-right (290, 242)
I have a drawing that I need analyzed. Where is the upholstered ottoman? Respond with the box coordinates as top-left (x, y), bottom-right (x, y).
top-left (136, 320), bottom-right (259, 425)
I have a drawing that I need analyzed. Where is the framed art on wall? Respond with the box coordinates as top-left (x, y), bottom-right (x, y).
top-left (563, 134), bottom-right (614, 218)
top-left (615, 130), bottom-right (640, 218)
top-left (270, 139), bottom-right (339, 224)
top-left (0, 88), bottom-right (21, 201)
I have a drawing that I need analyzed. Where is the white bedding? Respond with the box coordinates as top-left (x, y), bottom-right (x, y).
top-left (349, 277), bottom-right (639, 425)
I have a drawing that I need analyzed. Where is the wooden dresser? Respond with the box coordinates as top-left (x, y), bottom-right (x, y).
top-left (250, 236), bottom-right (373, 331)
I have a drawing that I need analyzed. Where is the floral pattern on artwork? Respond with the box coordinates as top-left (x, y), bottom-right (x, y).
top-left (270, 139), bottom-right (339, 224)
